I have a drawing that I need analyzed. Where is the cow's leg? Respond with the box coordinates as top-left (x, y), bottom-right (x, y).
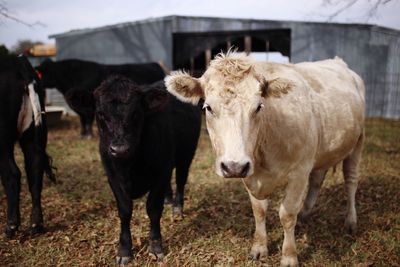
top-left (248, 192), bottom-right (268, 260)
top-left (108, 179), bottom-right (133, 266)
top-left (173, 163), bottom-right (190, 218)
top-left (279, 171), bottom-right (309, 267)
top-left (146, 179), bottom-right (167, 260)
top-left (298, 170), bottom-right (327, 221)
top-left (164, 182), bottom-right (173, 204)
top-left (0, 153), bottom-right (22, 238)
top-left (343, 132), bottom-right (364, 235)
top-left (85, 111), bottom-right (94, 138)
top-left (19, 136), bottom-right (45, 235)
top-left (79, 114), bottom-right (93, 139)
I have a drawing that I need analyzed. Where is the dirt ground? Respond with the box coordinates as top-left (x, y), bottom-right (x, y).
top-left (0, 116), bottom-right (399, 266)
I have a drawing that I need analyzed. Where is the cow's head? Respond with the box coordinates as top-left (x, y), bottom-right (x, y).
top-left (35, 59), bottom-right (57, 88)
top-left (165, 53), bottom-right (292, 178)
top-left (94, 75), bottom-right (168, 159)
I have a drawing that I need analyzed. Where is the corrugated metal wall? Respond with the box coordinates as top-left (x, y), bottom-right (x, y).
top-left (51, 16), bottom-right (400, 119)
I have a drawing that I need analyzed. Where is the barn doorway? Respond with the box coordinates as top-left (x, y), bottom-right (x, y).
top-left (173, 29), bottom-right (291, 77)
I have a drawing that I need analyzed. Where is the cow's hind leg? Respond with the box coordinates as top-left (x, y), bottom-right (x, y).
top-left (78, 113), bottom-right (94, 139)
top-left (298, 170), bottom-right (327, 222)
top-left (146, 176), bottom-right (168, 260)
top-left (173, 162), bottom-right (191, 218)
top-left (343, 132), bottom-right (364, 235)
top-left (247, 192), bottom-right (268, 260)
top-left (0, 153), bottom-right (22, 238)
top-left (19, 134), bottom-right (45, 234)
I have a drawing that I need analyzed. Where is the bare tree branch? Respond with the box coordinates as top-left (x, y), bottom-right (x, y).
top-left (0, 1), bottom-right (45, 28)
top-left (320, 0), bottom-right (396, 22)
top-left (325, 0), bottom-right (358, 21)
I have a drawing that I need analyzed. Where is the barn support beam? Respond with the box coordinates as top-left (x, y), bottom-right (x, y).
top-left (245, 35), bottom-right (252, 55)
top-left (205, 49), bottom-right (211, 67)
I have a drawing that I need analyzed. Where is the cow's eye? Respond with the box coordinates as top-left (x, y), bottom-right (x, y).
top-left (202, 103), bottom-right (214, 114)
top-left (255, 103), bottom-right (264, 114)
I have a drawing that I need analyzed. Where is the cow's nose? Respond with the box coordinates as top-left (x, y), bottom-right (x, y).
top-left (220, 161), bottom-right (251, 178)
top-left (109, 144), bottom-right (130, 158)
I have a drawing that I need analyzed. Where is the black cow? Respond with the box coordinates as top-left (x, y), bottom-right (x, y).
top-left (36, 59), bottom-right (165, 138)
top-left (0, 55), bottom-right (55, 238)
top-left (94, 76), bottom-right (201, 265)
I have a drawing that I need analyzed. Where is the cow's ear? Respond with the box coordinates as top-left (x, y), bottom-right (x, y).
top-left (259, 77), bottom-right (293, 98)
top-left (143, 89), bottom-right (169, 113)
top-left (164, 71), bottom-right (203, 105)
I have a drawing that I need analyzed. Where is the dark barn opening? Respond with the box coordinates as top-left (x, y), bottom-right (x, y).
top-left (173, 29), bottom-right (291, 77)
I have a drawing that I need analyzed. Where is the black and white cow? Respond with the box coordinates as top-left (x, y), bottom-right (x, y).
top-left (36, 59), bottom-right (166, 138)
top-left (0, 55), bottom-right (55, 238)
top-left (94, 76), bottom-right (201, 265)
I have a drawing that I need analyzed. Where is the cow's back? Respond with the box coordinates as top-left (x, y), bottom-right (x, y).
top-left (39, 59), bottom-right (102, 93)
top-left (103, 63), bottom-right (165, 85)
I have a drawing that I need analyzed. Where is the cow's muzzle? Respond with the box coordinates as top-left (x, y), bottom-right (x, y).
top-left (220, 161), bottom-right (251, 178)
top-left (109, 143), bottom-right (130, 159)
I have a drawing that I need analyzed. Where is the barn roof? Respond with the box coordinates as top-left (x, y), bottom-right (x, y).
top-left (49, 15), bottom-right (400, 39)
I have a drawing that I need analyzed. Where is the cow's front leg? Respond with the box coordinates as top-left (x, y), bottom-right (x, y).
top-left (108, 179), bottom-right (133, 266)
top-left (146, 182), bottom-right (166, 260)
top-left (248, 192), bottom-right (268, 260)
top-left (279, 172), bottom-right (309, 267)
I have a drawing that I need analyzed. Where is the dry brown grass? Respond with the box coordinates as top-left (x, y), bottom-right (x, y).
top-left (0, 116), bottom-right (399, 266)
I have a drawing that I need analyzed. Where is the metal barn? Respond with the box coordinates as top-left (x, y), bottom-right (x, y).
top-left (50, 15), bottom-right (400, 119)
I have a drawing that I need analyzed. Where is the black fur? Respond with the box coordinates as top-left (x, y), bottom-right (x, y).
top-left (36, 59), bottom-right (165, 138)
top-left (0, 55), bottom-right (55, 238)
top-left (94, 76), bottom-right (201, 263)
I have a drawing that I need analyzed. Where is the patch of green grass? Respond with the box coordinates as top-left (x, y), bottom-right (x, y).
top-left (0, 117), bottom-right (399, 266)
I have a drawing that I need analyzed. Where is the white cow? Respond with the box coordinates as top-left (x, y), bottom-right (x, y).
top-left (165, 52), bottom-right (365, 267)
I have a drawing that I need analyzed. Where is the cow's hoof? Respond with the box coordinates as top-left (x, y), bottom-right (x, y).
top-left (116, 256), bottom-right (131, 266)
top-left (280, 255), bottom-right (299, 267)
top-left (297, 210), bottom-right (310, 223)
top-left (30, 223), bottom-right (45, 235)
top-left (172, 205), bottom-right (183, 220)
top-left (249, 244), bottom-right (268, 260)
top-left (164, 196), bottom-right (173, 205)
top-left (5, 225), bottom-right (18, 238)
top-left (149, 239), bottom-right (164, 261)
top-left (80, 134), bottom-right (92, 140)
top-left (344, 220), bottom-right (357, 235)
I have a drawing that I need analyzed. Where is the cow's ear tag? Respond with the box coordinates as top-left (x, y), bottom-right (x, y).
top-left (144, 89), bottom-right (169, 113)
top-left (36, 70), bottom-right (43, 79)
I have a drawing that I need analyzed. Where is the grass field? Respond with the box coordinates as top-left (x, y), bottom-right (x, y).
top-left (0, 116), bottom-right (399, 266)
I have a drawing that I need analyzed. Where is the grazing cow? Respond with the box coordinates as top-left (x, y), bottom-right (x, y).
top-left (0, 55), bottom-right (55, 238)
top-left (165, 53), bottom-right (365, 267)
top-left (95, 76), bottom-right (201, 265)
top-left (36, 59), bottom-right (165, 138)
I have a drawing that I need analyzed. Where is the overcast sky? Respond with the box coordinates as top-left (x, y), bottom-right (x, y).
top-left (1, 0), bottom-right (399, 49)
